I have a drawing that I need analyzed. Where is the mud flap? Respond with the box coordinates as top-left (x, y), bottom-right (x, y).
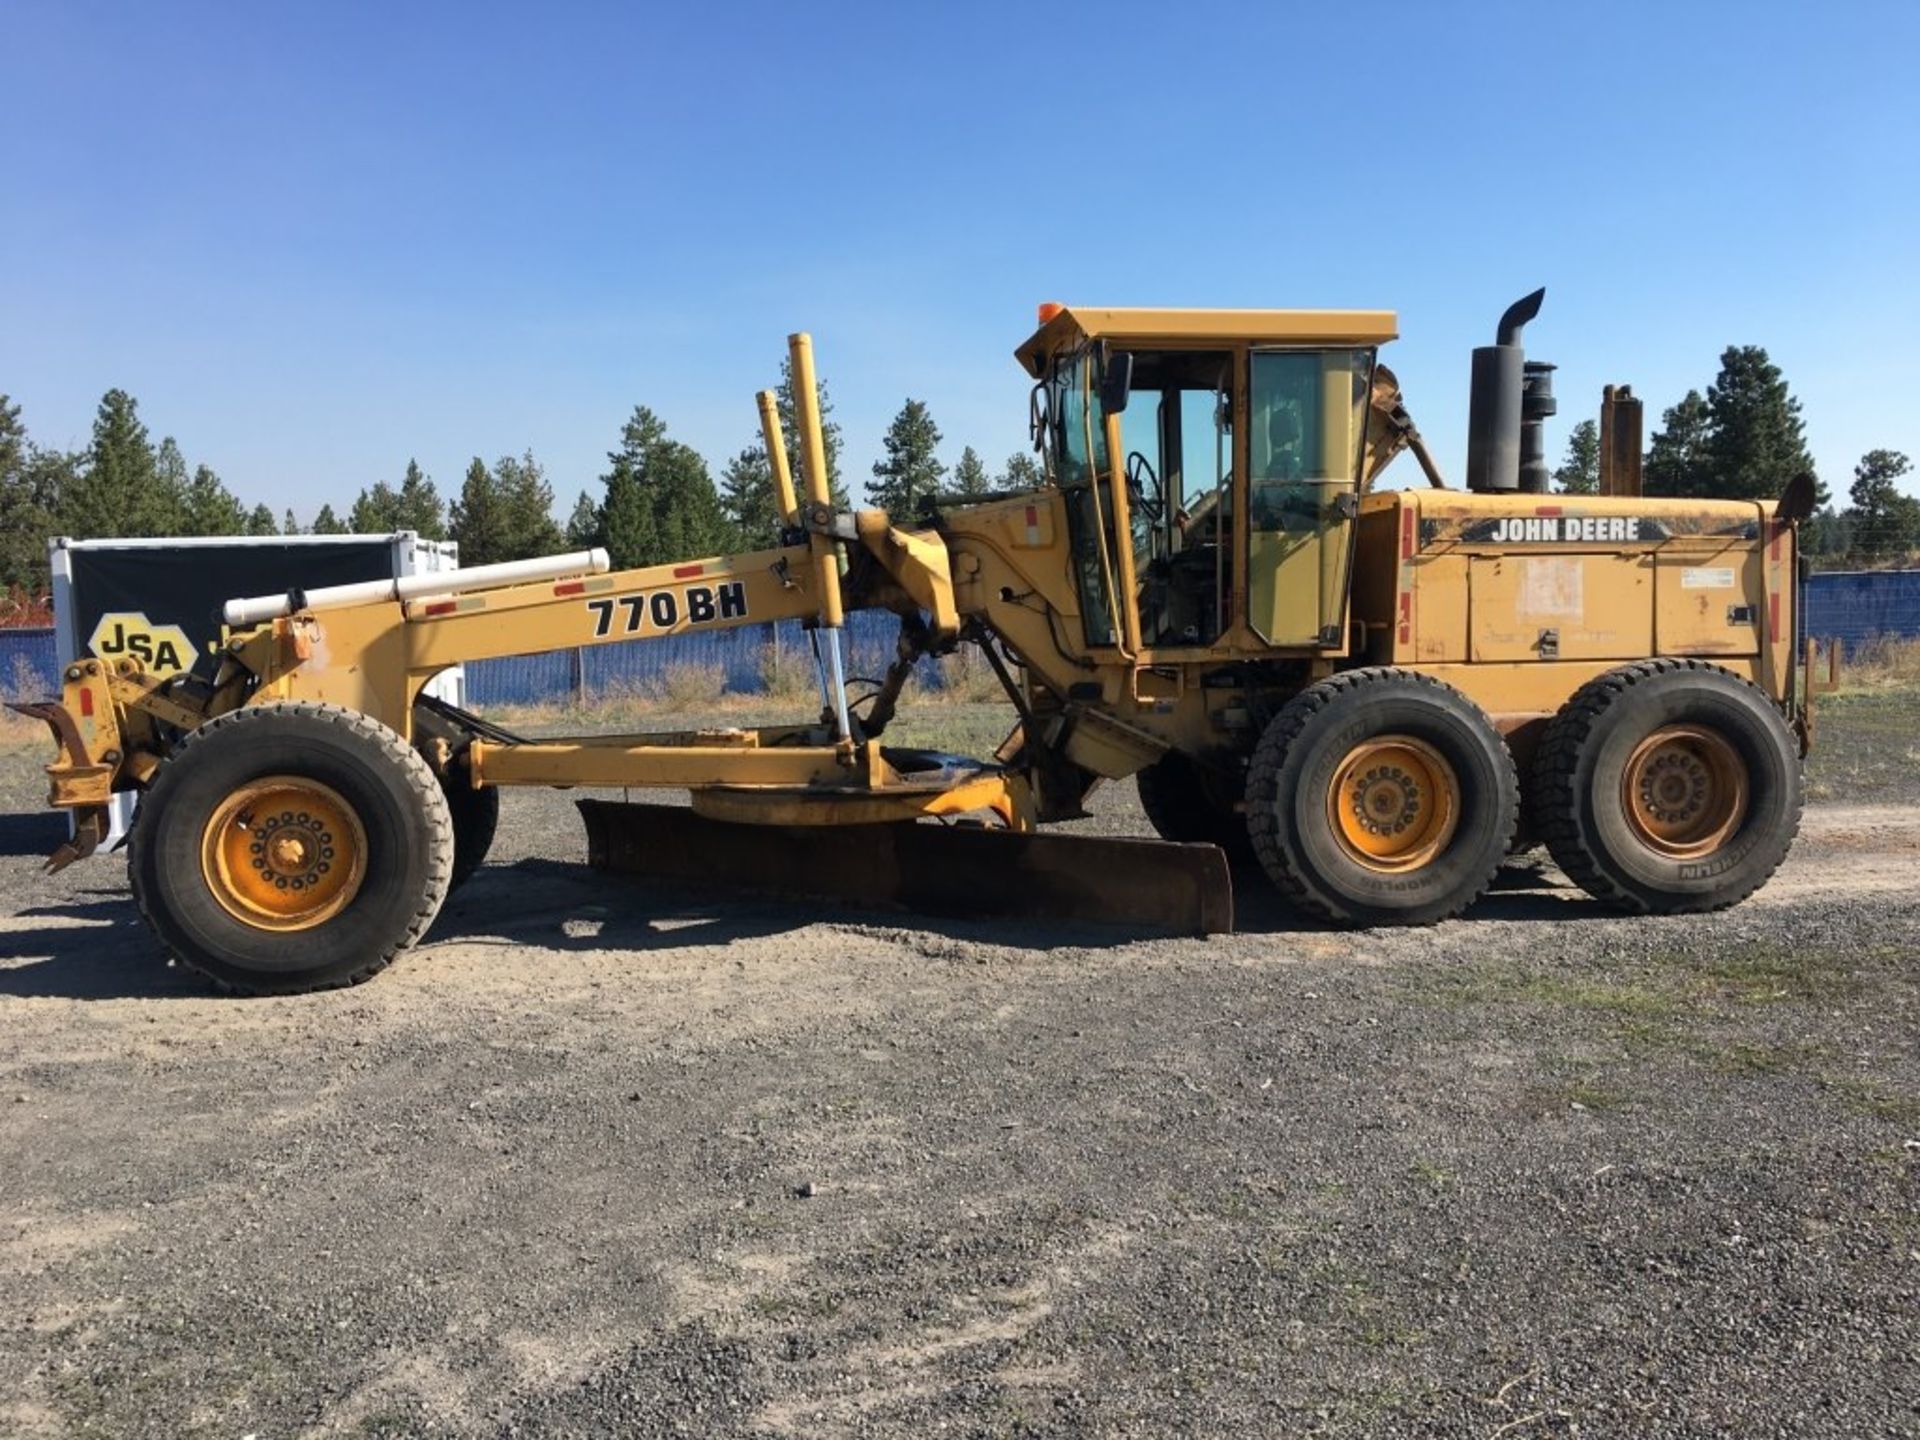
top-left (578, 800), bottom-right (1233, 936)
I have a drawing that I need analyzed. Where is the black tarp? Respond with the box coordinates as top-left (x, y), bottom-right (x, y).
top-left (68, 540), bottom-right (403, 679)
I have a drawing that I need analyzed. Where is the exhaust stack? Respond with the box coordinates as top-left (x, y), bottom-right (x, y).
top-left (1465, 288), bottom-right (1546, 494)
top-left (1518, 359), bottom-right (1557, 494)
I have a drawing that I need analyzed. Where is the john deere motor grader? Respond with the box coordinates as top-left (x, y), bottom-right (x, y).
top-left (18, 292), bottom-right (1820, 993)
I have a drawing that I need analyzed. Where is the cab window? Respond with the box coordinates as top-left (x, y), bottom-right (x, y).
top-left (1246, 348), bottom-right (1374, 646)
top-left (1050, 347), bottom-right (1117, 646)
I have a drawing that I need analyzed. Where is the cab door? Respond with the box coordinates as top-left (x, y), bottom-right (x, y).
top-left (1245, 348), bottom-right (1375, 648)
top-left (1113, 352), bottom-right (1236, 649)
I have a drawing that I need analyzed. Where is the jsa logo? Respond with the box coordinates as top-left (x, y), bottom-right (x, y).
top-left (87, 612), bottom-right (197, 675)
top-left (585, 581), bottom-right (748, 638)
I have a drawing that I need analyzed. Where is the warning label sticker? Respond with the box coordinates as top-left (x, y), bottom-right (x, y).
top-left (1680, 567), bottom-right (1737, 590)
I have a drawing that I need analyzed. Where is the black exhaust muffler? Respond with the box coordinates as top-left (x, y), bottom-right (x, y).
top-left (1465, 288), bottom-right (1546, 494)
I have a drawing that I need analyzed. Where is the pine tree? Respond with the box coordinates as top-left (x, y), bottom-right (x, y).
top-left (12, 444), bottom-right (78, 591)
top-left (1800, 506), bottom-right (1851, 567)
top-left (0, 396), bottom-right (21, 492)
top-left (181, 464), bottom-right (247, 535)
top-left (494, 450), bottom-right (564, 559)
top-left (0, 396), bottom-right (29, 587)
top-left (311, 503), bottom-right (346, 534)
top-left (652, 442), bottom-right (728, 560)
top-left (348, 460), bottom-right (444, 537)
top-left (28, 449), bottom-right (75, 517)
top-left (450, 457), bottom-right (509, 564)
top-left (598, 409), bottom-right (664, 568)
top-left (0, 395), bottom-right (55, 591)
top-left (1553, 419), bottom-right (1599, 495)
top-left (593, 406), bottom-right (729, 568)
top-left (394, 459), bottom-right (446, 538)
top-left (869, 399), bottom-right (945, 514)
top-left (1846, 449), bottom-right (1920, 562)
top-left (348, 480), bottom-right (402, 533)
top-left (283, 507), bottom-right (300, 536)
top-left (998, 452), bottom-right (1043, 491)
top-left (565, 490), bottom-right (602, 548)
top-left (950, 445), bottom-right (991, 499)
top-left (246, 503), bottom-right (278, 536)
top-left (60, 389), bottom-right (174, 538)
top-left (1702, 346), bottom-right (1820, 503)
top-left (1644, 390), bottom-right (1713, 498)
top-left (154, 436), bottom-right (190, 526)
top-left (719, 444), bottom-right (779, 549)
top-left (598, 450), bottom-right (658, 570)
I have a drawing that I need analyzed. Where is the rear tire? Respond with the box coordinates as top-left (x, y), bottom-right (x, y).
top-left (1532, 659), bottom-right (1801, 913)
top-left (1245, 668), bottom-right (1518, 925)
top-left (1135, 751), bottom-right (1249, 858)
top-left (129, 702), bottom-right (453, 995)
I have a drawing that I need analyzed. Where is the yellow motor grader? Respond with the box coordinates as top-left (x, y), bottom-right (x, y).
top-left (17, 291), bottom-right (1822, 993)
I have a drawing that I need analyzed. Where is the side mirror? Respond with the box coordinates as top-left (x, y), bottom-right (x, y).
top-left (1099, 351), bottom-right (1134, 415)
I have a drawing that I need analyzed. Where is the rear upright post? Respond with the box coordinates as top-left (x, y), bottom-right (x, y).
top-left (787, 333), bottom-right (855, 747)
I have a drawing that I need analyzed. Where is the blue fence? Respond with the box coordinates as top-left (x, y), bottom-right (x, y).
top-left (0, 628), bottom-right (60, 698)
top-left (463, 611), bottom-right (925, 707)
top-left (3, 570), bottom-right (1914, 708)
top-left (1803, 570), bottom-right (1920, 656)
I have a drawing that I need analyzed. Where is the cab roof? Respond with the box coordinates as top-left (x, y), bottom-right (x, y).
top-left (1015, 305), bottom-right (1399, 377)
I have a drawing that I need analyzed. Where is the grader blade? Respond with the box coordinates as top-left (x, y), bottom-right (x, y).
top-left (577, 800), bottom-right (1233, 936)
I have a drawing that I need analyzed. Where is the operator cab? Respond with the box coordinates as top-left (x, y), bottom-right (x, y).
top-left (1018, 305), bottom-right (1392, 655)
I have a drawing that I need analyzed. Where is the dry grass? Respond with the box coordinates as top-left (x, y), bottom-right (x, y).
top-left (758, 642), bottom-right (823, 706)
top-left (0, 653), bottom-right (54, 750)
top-left (485, 646), bottom-right (1013, 739)
top-left (1829, 634), bottom-right (1920, 694)
top-left (649, 660), bottom-right (728, 708)
top-left (0, 710), bottom-right (46, 750)
top-left (917, 643), bottom-right (1005, 703)
top-left (1803, 637), bottom-right (1920, 803)
top-left (756, 639), bottom-right (1005, 707)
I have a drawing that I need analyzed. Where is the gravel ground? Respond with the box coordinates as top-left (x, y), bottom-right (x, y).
top-left (0, 703), bottom-right (1916, 1439)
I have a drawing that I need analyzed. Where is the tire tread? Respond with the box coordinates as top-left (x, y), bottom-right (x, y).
top-left (129, 701), bottom-right (454, 994)
top-left (1245, 667), bottom-right (1518, 924)
top-left (1532, 658), bottom-right (1802, 914)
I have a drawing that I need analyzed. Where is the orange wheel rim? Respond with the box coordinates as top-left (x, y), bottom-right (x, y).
top-left (1325, 734), bottom-right (1460, 873)
top-left (1620, 724), bottom-right (1748, 858)
top-left (199, 777), bottom-right (367, 931)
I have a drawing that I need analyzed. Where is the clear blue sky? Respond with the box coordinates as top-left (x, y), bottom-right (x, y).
top-left (4, 1), bottom-right (1917, 518)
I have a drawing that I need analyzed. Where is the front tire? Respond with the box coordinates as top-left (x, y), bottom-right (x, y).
top-left (1532, 659), bottom-right (1801, 913)
top-left (1245, 668), bottom-right (1518, 925)
top-left (129, 702), bottom-right (453, 994)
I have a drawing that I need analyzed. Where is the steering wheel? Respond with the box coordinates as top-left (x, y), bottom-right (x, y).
top-left (1125, 450), bottom-right (1164, 522)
